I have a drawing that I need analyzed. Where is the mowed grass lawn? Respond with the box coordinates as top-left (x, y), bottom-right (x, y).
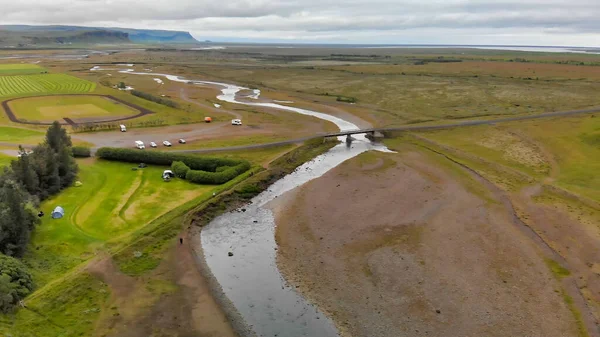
top-left (0, 126), bottom-right (45, 143)
top-left (0, 153), bottom-right (13, 167)
top-left (0, 74), bottom-right (95, 97)
top-left (24, 158), bottom-right (214, 287)
top-left (418, 114), bottom-right (600, 201)
top-left (9, 95), bottom-right (139, 121)
top-left (0, 63), bottom-right (47, 75)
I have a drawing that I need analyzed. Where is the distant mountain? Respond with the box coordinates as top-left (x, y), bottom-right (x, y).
top-left (108, 28), bottom-right (197, 44)
top-left (0, 25), bottom-right (199, 46)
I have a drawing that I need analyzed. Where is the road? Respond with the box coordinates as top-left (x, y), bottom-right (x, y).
top-left (2, 106), bottom-right (598, 157)
top-left (173, 106), bottom-right (600, 154)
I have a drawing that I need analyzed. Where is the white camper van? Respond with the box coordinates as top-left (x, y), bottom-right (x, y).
top-left (134, 141), bottom-right (145, 149)
top-left (120, 124), bottom-right (127, 132)
top-left (231, 119), bottom-right (242, 126)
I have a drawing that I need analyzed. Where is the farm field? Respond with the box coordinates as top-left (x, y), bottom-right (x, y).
top-left (9, 95), bottom-right (140, 122)
top-left (0, 63), bottom-right (47, 75)
top-left (0, 74), bottom-right (95, 98)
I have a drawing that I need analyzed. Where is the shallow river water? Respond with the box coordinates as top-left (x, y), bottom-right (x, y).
top-left (94, 65), bottom-right (390, 336)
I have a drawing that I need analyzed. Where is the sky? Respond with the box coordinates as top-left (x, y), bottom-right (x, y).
top-left (2, 0), bottom-right (600, 46)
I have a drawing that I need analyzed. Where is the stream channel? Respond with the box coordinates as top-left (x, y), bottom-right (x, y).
top-left (93, 65), bottom-right (391, 336)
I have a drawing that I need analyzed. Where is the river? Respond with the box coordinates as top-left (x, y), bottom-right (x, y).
top-left (93, 65), bottom-right (391, 336)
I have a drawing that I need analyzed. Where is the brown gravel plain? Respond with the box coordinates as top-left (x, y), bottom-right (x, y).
top-left (272, 147), bottom-right (581, 337)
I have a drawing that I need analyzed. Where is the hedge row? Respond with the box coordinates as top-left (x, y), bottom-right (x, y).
top-left (171, 161), bottom-right (190, 178)
top-left (96, 147), bottom-right (250, 184)
top-left (131, 90), bottom-right (178, 108)
top-left (185, 161), bottom-right (250, 185)
top-left (71, 146), bottom-right (91, 158)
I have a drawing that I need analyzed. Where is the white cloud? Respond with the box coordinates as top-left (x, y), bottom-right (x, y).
top-left (2, 0), bottom-right (600, 45)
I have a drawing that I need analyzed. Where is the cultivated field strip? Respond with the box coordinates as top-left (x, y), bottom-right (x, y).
top-left (0, 74), bottom-right (95, 97)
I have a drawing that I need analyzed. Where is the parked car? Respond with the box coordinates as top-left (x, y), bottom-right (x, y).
top-left (231, 119), bottom-right (242, 125)
top-left (150, 142), bottom-right (157, 148)
top-left (163, 140), bottom-right (172, 147)
top-left (134, 141), bottom-right (145, 149)
top-left (178, 139), bottom-right (186, 144)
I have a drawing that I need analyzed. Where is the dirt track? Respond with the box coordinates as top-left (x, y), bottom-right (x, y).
top-left (1, 94), bottom-right (154, 126)
top-left (272, 148), bottom-right (582, 337)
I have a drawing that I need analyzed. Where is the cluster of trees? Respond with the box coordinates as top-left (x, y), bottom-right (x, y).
top-left (0, 255), bottom-right (34, 312)
top-left (131, 90), bottom-right (178, 108)
top-left (96, 147), bottom-right (250, 184)
top-left (0, 122), bottom-right (79, 312)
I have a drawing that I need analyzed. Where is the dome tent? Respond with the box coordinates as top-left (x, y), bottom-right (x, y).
top-left (51, 206), bottom-right (65, 219)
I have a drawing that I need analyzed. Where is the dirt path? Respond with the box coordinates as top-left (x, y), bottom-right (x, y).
top-left (272, 148), bottom-right (583, 337)
top-left (87, 230), bottom-right (238, 337)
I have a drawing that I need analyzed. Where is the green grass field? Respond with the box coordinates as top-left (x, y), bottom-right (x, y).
top-left (0, 156), bottom-right (259, 336)
top-left (0, 74), bottom-right (95, 98)
top-left (417, 114), bottom-right (600, 202)
top-left (0, 63), bottom-right (47, 75)
top-left (9, 95), bottom-right (139, 121)
top-left (23, 158), bottom-right (214, 287)
top-left (0, 153), bottom-right (12, 167)
top-left (0, 126), bottom-right (45, 143)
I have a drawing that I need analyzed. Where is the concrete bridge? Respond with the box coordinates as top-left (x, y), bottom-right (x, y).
top-left (318, 106), bottom-right (600, 142)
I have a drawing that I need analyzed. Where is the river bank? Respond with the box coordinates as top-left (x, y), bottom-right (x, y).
top-left (272, 146), bottom-right (581, 337)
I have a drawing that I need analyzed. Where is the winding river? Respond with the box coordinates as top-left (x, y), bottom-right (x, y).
top-left (93, 65), bottom-right (390, 336)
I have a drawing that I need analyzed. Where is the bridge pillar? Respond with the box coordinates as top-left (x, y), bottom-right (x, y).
top-left (346, 134), bottom-right (352, 143)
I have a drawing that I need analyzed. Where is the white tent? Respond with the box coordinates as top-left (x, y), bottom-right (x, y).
top-left (51, 206), bottom-right (65, 219)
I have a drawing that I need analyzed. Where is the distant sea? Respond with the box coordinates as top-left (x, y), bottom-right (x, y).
top-left (214, 43), bottom-right (600, 54)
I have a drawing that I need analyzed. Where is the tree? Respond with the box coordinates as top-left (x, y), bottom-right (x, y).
top-left (10, 146), bottom-right (39, 197)
top-left (0, 174), bottom-right (39, 257)
top-left (117, 82), bottom-right (126, 89)
top-left (0, 254), bottom-right (34, 312)
top-left (12, 123), bottom-right (78, 200)
top-left (45, 121), bottom-right (72, 153)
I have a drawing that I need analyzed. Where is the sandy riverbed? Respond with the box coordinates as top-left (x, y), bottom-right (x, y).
top-left (272, 146), bottom-right (580, 337)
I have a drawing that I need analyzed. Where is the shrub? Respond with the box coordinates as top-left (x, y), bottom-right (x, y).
top-left (131, 90), bottom-right (178, 108)
top-left (171, 161), bottom-right (190, 178)
top-left (96, 147), bottom-right (250, 184)
top-left (0, 254), bottom-right (34, 312)
top-left (71, 146), bottom-right (91, 158)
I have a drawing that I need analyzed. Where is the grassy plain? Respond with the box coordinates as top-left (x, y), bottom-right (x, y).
top-left (9, 95), bottom-right (139, 122)
top-left (0, 126), bottom-right (45, 143)
top-left (0, 74), bottom-right (95, 98)
top-left (96, 48), bottom-right (600, 128)
top-left (0, 64), bottom-right (47, 75)
top-left (22, 158), bottom-right (213, 287)
top-left (418, 114), bottom-right (600, 201)
top-left (0, 153), bottom-right (12, 167)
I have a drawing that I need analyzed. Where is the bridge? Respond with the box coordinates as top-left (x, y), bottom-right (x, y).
top-left (317, 106), bottom-right (600, 141)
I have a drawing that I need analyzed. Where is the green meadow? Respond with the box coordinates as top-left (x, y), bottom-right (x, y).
top-left (0, 64), bottom-right (47, 75)
top-left (23, 158), bottom-right (214, 287)
top-left (0, 126), bottom-right (45, 143)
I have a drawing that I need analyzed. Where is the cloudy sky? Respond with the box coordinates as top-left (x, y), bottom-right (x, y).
top-left (2, 0), bottom-right (600, 46)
